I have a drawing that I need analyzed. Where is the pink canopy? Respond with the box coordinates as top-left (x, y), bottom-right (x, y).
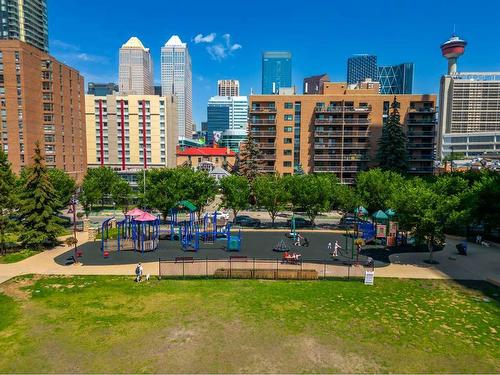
top-left (125, 208), bottom-right (145, 217)
top-left (134, 212), bottom-right (158, 222)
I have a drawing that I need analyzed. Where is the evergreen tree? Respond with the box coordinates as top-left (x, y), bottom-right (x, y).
top-left (18, 142), bottom-right (64, 250)
top-left (237, 132), bottom-right (263, 182)
top-left (377, 96), bottom-right (408, 173)
top-left (0, 150), bottom-right (17, 255)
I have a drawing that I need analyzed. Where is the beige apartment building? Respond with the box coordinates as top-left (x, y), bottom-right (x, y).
top-left (85, 95), bottom-right (178, 172)
top-left (249, 81), bottom-right (436, 183)
top-left (0, 40), bottom-right (87, 181)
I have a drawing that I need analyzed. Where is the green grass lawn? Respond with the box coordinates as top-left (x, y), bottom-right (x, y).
top-left (0, 249), bottom-right (41, 264)
top-left (0, 276), bottom-right (498, 373)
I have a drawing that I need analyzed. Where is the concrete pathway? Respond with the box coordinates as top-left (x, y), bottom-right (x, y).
top-left (0, 232), bottom-right (498, 284)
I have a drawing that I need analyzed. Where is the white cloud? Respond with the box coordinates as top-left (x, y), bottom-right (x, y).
top-left (51, 39), bottom-right (109, 65)
top-left (207, 44), bottom-right (227, 61)
top-left (204, 33), bottom-right (242, 61)
top-left (50, 39), bottom-right (79, 51)
top-left (193, 33), bottom-right (216, 44)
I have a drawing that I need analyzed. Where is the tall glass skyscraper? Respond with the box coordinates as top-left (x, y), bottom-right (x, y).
top-left (262, 51), bottom-right (292, 94)
top-left (206, 96), bottom-right (248, 146)
top-left (378, 63), bottom-right (414, 94)
top-left (118, 37), bottom-right (154, 95)
top-left (161, 35), bottom-right (193, 139)
top-left (347, 55), bottom-right (377, 85)
top-left (0, 0), bottom-right (48, 52)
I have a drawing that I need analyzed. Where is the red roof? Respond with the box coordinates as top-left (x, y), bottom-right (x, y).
top-left (177, 147), bottom-right (236, 157)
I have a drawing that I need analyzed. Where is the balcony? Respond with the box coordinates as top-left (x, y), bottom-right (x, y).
top-left (314, 142), bottom-right (370, 150)
top-left (408, 155), bottom-right (434, 161)
top-left (249, 119), bottom-right (276, 125)
top-left (257, 142), bottom-right (276, 149)
top-left (407, 131), bottom-right (436, 137)
top-left (258, 166), bottom-right (276, 173)
top-left (252, 131), bottom-right (277, 137)
top-left (315, 131), bottom-right (371, 137)
top-left (406, 119), bottom-right (437, 125)
top-left (314, 118), bottom-right (371, 125)
top-left (313, 154), bottom-right (369, 161)
top-left (250, 107), bottom-right (277, 113)
top-left (409, 107), bottom-right (436, 114)
top-left (407, 143), bottom-right (434, 149)
top-left (315, 105), bottom-right (372, 113)
top-left (314, 166), bottom-right (362, 173)
top-left (258, 154), bottom-right (276, 161)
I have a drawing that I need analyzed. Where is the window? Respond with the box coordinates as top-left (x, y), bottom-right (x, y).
top-left (284, 102), bottom-right (293, 109)
top-left (283, 161), bottom-right (292, 167)
top-left (284, 126), bottom-right (293, 133)
top-left (284, 138), bottom-right (292, 144)
top-left (284, 149), bottom-right (292, 156)
top-left (284, 115), bottom-right (293, 121)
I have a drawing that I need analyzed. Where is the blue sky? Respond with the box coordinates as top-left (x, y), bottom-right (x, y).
top-left (49, 0), bottom-right (500, 127)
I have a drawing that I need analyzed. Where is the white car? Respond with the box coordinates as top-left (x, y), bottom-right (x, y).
top-left (208, 211), bottom-right (230, 220)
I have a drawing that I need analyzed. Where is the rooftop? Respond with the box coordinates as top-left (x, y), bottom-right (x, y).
top-left (177, 147), bottom-right (236, 157)
top-left (164, 35), bottom-right (186, 47)
top-left (122, 37), bottom-right (149, 51)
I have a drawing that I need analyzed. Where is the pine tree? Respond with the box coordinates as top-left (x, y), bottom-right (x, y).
top-left (0, 149), bottom-right (17, 255)
top-left (18, 142), bottom-right (64, 250)
top-left (237, 131), bottom-right (263, 182)
top-left (377, 96), bottom-right (408, 173)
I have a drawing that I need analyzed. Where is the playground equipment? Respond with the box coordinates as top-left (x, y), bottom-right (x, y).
top-left (282, 251), bottom-right (302, 264)
top-left (169, 201), bottom-right (242, 252)
top-left (101, 208), bottom-right (160, 255)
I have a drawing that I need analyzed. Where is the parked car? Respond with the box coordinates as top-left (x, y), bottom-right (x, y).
top-left (286, 217), bottom-right (313, 228)
top-left (208, 211), bottom-right (230, 220)
top-left (234, 215), bottom-right (261, 228)
top-left (338, 214), bottom-right (367, 229)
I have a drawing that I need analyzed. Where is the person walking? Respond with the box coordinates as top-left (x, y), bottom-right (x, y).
top-left (333, 241), bottom-right (342, 257)
top-left (327, 242), bottom-right (332, 253)
top-left (135, 262), bottom-right (143, 282)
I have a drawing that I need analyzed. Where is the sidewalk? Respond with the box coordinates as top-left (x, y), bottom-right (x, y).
top-left (0, 232), bottom-right (498, 284)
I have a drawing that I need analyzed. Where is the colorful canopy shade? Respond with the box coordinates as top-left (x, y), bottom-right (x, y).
top-left (125, 208), bottom-right (145, 217)
top-left (385, 209), bottom-right (396, 218)
top-left (354, 206), bottom-right (368, 215)
top-left (372, 210), bottom-right (389, 220)
top-left (134, 212), bottom-right (158, 222)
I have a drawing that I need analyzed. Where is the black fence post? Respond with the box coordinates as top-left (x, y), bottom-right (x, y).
top-left (253, 257), bottom-right (256, 279)
top-left (229, 257), bottom-right (232, 279)
top-left (206, 257), bottom-right (208, 279)
top-left (158, 258), bottom-right (161, 280)
top-left (182, 261), bottom-right (185, 279)
top-left (323, 261), bottom-right (326, 278)
top-left (276, 258), bottom-right (279, 280)
top-left (347, 265), bottom-right (350, 280)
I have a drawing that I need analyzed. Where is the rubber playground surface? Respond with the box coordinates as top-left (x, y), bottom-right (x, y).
top-left (54, 230), bottom-right (439, 267)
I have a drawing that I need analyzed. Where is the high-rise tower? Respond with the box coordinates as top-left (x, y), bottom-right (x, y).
top-left (262, 51), bottom-right (292, 94)
top-left (161, 35), bottom-right (193, 138)
top-left (0, 0), bottom-right (48, 52)
top-left (347, 55), bottom-right (377, 85)
top-left (118, 37), bottom-right (154, 95)
top-left (440, 35), bottom-right (467, 74)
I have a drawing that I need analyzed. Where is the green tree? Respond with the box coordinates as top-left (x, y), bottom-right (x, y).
top-left (183, 168), bottom-right (217, 218)
top-left (220, 175), bottom-right (251, 218)
top-left (18, 142), bottom-right (64, 250)
top-left (286, 174), bottom-right (334, 225)
top-left (377, 97), bottom-right (408, 173)
top-left (80, 176), bottom-right (101, 216)
top-left (334, 184), bottom-right (358, 213)
top-left (390, 179), bottom-right (460, 262)
top-left (253, 175), bottom-right (290, 227)
top-left (0, 150), bottom-right (17, 255)
top-left (47, 168), bottom-right (76, 209)
top-left (111, 178), bottom-right (133, 213)
top-left (356, 169), bottom-right (405, 213)
top-left (84, 167), bottom-right (119, 205)
top-left (464, 173), bottom-right (500, 233)
top-left (238, 132), bottom-right (263, 182)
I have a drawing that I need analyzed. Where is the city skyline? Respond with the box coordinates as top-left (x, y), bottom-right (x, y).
top-left (48, 0), bottom-right (500, 127)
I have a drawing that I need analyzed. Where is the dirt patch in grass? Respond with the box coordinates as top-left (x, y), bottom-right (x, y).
top-left (0, 275), bottom-right (42, 301)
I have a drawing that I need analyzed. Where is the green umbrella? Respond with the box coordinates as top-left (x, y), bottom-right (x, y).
top-left (372, 210), bottom-right (389, 221)
top-left (385, 209), bottom-right (396, 218)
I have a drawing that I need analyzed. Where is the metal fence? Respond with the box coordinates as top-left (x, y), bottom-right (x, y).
top-left (158, 256), bottom-right (374, 280)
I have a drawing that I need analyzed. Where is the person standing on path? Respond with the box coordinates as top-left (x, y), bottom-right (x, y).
top-left (135, 262), bottom-right (143, 282)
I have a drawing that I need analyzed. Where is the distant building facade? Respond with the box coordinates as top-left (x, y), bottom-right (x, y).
top-left (378, 63), bottom-right (414, 94)
top-left (347, 55), bottom-right (377, 85)
top-left (303, 74), bottom-right (329, 94)
top-left (88, 82), bottom-right (118, 96)
top-left (176, 146), bottom-right (236, 170)
top-left (0, 0), bottom-right (48, 52)
top-left (218, 80), bottom-right (240, 96)
top-left (206, 96), bottom-right (248, 148)
top-left (118, 37), bottom-right (154, 95)
top-left (161, 35), bottom-right (193, 139)
top-left (154, 85), bottom-right (162, 95)
top-left (85, 94), bottom-right (178, 170)
top-left (262, 51), bottom-right (292, 94)
top-left (0, 40), bottom-right (87, 180)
